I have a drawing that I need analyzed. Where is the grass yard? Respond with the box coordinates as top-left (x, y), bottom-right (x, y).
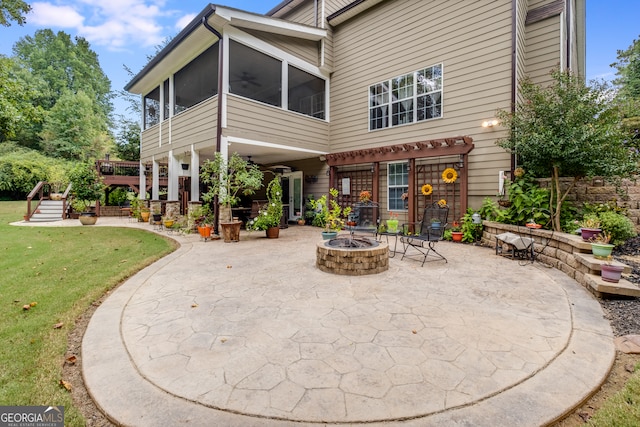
top-left (0, 201), bottom-right (176, 426)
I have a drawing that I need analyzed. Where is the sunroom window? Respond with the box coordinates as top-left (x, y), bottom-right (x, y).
top-left (369, 64), bottom-right (442, 131)
top-left (229, 40), bottom-right (281, 107)
top-left (143, 86), bottom-right (160, 129)
top-left (288, 65), bottom-right (325, 119)
top-left (174, 43), bottom-right (219, 114)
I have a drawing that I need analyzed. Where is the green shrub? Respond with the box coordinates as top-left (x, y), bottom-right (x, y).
top-left (598, 211), bottom-right (637, 245)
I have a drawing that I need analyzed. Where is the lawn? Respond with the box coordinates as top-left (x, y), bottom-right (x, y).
top-left (0, 201), bottom-right (176, 426)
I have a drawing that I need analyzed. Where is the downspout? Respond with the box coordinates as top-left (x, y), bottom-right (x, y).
top-left (202, 15), bottom-right (224, 235)
top-left (510, 0), bottom-right (517, 174)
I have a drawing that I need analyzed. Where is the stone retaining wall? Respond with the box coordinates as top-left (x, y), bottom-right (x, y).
top-left (537, 176), bottom-right (640, 230)
top-left (482, 221), bottom-right (640, 298)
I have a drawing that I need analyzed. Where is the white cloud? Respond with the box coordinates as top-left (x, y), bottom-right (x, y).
top-left (27, 1), bottom-right (174, 51)
top-left (175, 13), bottom-right (196, 31)
top-left (30, 2), bottom-right (85, 28)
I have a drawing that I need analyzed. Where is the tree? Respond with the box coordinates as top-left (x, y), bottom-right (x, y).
top-left (612, 37), bottom-right (640, 145)
top-left (12, 30), bottom-right (114, 124)
top-left (0, 0), bottom-right (31, 26)
top-left (497, 69), bottom-right (638, 232)
top-left (40, 90), bottom-right (113, 160)
top-left (612, 36), bottom-right (640, 99)
top-left (0, 56), bottom-right (44, 142)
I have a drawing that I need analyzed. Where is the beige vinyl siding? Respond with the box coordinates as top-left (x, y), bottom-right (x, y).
top-left (242, 29), bottom-right (320, 66)
top-left (140, 125), bottom-right (160, 162)
top-left (525, 16), bottom-right (561, 86)
top-left (169, 97), bottom-right (217, 152)
top-left (329, 0), bottom-right (513, 201)
top-left (226, 95), bottom-right (329, 151)
top-left (515, 0), bottom-right (528, 101)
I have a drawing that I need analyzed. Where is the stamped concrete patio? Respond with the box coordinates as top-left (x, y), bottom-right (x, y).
top-left (19, 218), bottom-right (614, 426)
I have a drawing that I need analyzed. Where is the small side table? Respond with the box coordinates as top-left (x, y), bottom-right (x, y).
top-left (377, 231), bottom-right (402, 257)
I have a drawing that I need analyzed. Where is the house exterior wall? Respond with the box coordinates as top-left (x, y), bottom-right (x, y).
top-left (225, 96), bottom-right (329, 150)
top-left (242, 29), bottom-right (320, 66)
top-left (141, 97), bottom-right (217, 162)
top-left (328, 0), bottom-right (514, 205)
top-left (525, 15), bottom-right (562, 86)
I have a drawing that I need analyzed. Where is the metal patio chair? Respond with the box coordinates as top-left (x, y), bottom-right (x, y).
top-left (400, 202), bottom-right (449, 266)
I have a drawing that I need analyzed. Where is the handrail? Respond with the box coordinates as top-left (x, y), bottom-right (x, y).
top-left (62, 183), bottom-right (72, 219)
top-left (26, 181), bottom-right (45, 220)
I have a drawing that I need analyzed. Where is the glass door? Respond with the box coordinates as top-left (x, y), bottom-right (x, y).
top-left (281, 171), bottom-right (303, 222)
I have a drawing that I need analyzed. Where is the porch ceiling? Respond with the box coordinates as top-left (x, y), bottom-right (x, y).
top-left (197, 139), bottom-right (328, 166)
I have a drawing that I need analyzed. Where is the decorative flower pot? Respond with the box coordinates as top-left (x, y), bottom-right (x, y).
top-left (266, 226), bottom-right (280, 239)
top-left (451, 231), bottom-right (463, 242)
top-left (431, 221), bottom-right (441, 230)
top-left (79, 212), bottom-right (97, 226)
top-left (581, 227), bottom-right (602, 241)
top-left (322, 231), bottom-right (338, 240)
top-left (601, 264), bottom-right (624, 283)
top-left (386, 219), bottom-right (399, 233)
top-left (198, 225), bottom-right (212, 241)
top-left (163, 219), bottom-right (174, 228)
top-left (220, 220), bottom-right (242, 243)
top-left (140, 211), bottom-right (150, 222)
top-left (591, 242), bottom-right (615, 259)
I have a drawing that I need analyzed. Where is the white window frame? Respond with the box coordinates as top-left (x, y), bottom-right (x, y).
top-left (369, 63), bottom-right (443, 131)
top-left (387, 161), bottom-right (409, 212)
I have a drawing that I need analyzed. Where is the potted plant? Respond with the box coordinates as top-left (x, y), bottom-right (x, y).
top-left (359, 190), bottom-right (372, 204)
top-left (200, 152), bottom-right (263, 242)
top-left (140, 207), bottom-right (150, 223)
top-left (152, 207), bottom-right (162, 224)
top-left (590, 232), bottom-right (614, 259)
top-left (450, 220), bottom-right (463, 242)
top-left (386, 211), bottom-right (399, 233)
top-left (297, 217), bottom-right (306, 226)
top-left (47, 164), bottom-right (68, 200)
top-left (600, 256), bottom-right (624, 283)
top-left (579, 214), bottom-right (602, 241)
top-left (68, 161), bottom-right (105, 225)
top-left (190, 205), bottom-right (214, 241)
top-left (246, 177), bottom-right (283, 238)
top-left (430, 217), bottom-right (442, 229)
top-left (310, 188), bottom-right (352, 240)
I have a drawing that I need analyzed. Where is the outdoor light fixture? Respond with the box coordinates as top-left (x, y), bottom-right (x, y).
top-left (482, 119), bottom-right (499, 128)
top-left (458, 154), bottom-right (464, 169)
top-left (370, 164), bottom-right (375, 173)
top-left (181, 163), bottom-right (189, 171)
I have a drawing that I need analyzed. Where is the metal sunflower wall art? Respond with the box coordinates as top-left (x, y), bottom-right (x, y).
top-left (442, 168), bottom-right (458, 184)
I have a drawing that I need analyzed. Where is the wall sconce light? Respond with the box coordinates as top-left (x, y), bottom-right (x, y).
top-left (181, 163), bottom-right (189, 171)
top-left (482, 119), bottom-right (499, 128)
top-left (406, 162), bottom-right (411, 172)
top-left (326, 169), bottom-right (330, 176)
top-left (458, 154), bottom-right (464, 169)
top-left (370, 164), bottom-right (375, 173)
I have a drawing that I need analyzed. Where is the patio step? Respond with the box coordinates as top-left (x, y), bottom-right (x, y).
top-left (584, 273), bottom-right (640, 298)
top-left (29, 200), bottom-right (64, 222)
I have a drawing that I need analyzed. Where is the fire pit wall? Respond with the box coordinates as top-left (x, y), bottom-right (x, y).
top-left (316, 240), bottom-right (389, 275)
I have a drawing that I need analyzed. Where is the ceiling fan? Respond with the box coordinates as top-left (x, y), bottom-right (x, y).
top-left (231, 71), bottom-right (261, 88)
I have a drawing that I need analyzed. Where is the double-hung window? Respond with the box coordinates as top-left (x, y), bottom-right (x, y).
top-left (369, 64), bottom-right (442, 130)
top-left (388, 162), bottom-right (408, 211)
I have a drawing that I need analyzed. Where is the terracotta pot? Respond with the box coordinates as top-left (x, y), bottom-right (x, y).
top-left (140, 211), bottom-right (150, 222)
top-left (266, 226), bottom-right (280, 239)
top-left (601, 264), bottom-right (624, 283)
top-left (220, 220), bottom-right (242, 242)
top-left (198, 225), bottom-right (212, 241)
top-left (451, 231), bottom-right (463, 242)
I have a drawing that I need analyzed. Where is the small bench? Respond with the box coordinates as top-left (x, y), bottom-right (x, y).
top-left (495, 232), bottom-right (534, 260)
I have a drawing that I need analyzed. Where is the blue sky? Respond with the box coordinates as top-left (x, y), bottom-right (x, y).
top-left (1, 0), bottom-right (638, 120)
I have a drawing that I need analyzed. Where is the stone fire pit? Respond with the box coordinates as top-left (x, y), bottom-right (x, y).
top-left (316, 237), bottom-right (389, 275)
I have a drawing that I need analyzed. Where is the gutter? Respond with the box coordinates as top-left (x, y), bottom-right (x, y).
top-left (201, 16), bottom-right (224, 236)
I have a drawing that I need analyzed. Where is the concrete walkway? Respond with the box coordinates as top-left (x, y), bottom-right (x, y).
top-left (16, 217), bottom-right (615, 426)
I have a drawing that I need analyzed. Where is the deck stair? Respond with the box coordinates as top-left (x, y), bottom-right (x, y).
top-left (29, 200), bottom-right (64, 222)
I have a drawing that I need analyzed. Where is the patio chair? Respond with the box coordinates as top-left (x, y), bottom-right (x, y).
top-left (400, 202), bottom-right (449, 266)
top-left (347, 202), bottom-right (379, 236)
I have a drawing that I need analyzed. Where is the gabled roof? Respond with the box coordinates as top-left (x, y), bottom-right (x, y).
top-left (268, 0), bottom-right (386, 25)
top-left (125, 3), bottom-right (326, 94)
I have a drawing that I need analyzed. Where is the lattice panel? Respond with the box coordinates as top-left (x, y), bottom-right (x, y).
top-left (414, 162), bottom-right (461, 223)
top-left (336, 169), bottom-right (374, 207)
